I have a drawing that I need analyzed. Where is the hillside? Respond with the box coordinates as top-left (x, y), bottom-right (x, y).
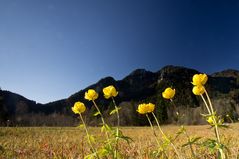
top-left (1, 65), bottom-right (239, 126)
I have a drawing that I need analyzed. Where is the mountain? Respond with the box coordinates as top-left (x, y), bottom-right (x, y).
top-left (1, 65), bottom-right (239, 126)
top-left (212, 69), bottom-right (239, 78)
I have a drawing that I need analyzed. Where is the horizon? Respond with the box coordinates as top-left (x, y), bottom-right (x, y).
top-left (1, 1), bottom-right (239, 103)
top-left (1, 64), bottom-right (238, 104)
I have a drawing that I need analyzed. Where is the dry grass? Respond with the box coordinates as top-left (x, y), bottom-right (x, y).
top-left (0, 123), bottom-right (239, 158)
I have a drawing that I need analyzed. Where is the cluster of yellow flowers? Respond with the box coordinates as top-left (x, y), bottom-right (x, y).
top-left (71, 85), bottom-right (121, 158)
top-left (192, 73), bottom-right (208, 95)
top-left (73, 74), bottom-right (208, 116)
top-left (71, 72), bottom-right (227, 159)
top-left (71, 85), bottom-right (118, 114)
top-left (137, 87), bottom-right (175, 114)
top-left (136, 74), bottom-right (208, 115)
top-left (137, 103), bottom-right (155, 114)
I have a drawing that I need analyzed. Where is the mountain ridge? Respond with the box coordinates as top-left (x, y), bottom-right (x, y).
top-left (1, 65), bottom-right (239, 126)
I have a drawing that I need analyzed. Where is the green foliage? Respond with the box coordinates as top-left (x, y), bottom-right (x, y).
top-left (101, 124), bottom-right (111, 132)
top-left (109, 107), bottom-right (121, 115)
top-left (112, 129), bottom-right (133, 145)
top-left (93, 111), bottom-right (101, 116)
top-left (182, 137), bottom-right (201, 147)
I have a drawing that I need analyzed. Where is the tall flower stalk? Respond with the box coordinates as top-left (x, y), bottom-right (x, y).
top-left (162, 87), bottom-right (179, 122)
top-left (137, 103), bottom-right (182, 159)
top-left (204, 90), bottom-right (221, 143)
top-left (152, 112), bottom-right (182, 159)
top-left (85, 89), bottom-right (113, 156)
top-left (145, 114), bottom-right (162, 150)
top-left (72, 101), bottom-right (99, 158)
top-left (85, 89), bottom-right (108, 129)
top-left (162, 87), bottom-right (184, 159)
top-left (103, 85), bottom-right (120, 158)
top-left (111, 97), bottom-right (120, 157)
top-left (192, 73), bottom-right (225, 159)
top-left (138, 103), bottom-right (161, 147)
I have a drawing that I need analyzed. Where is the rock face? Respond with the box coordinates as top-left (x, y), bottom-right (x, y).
top-left (212, 69), bottom-right (239, 78)
top-left (1, 65), bottom-right (239, 126)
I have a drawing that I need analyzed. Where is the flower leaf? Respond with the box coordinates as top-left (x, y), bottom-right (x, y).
top-left (101, 124), bottom-right (111, 132)
top-left (109, 107), bottom-right (121, 115)
top-left (89, 135), bottom-right (95, 143)
top-left (93, 111), bottom-right (101, 116)
top-left (77, 124), bottom-right (85, 129)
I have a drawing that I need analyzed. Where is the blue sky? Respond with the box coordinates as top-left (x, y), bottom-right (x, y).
top-left (0, 0), bottom-right (239, 103)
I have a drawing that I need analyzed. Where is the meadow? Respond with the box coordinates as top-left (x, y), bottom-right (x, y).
top-left (1, 74), bottom-right (238, 159)
top-left (0, 123), bottom-right (239, 159)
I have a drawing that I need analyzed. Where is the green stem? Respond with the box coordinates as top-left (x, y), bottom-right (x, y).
top-left (204, 89), bottom-right (224, 159)
top-left (214, 125), bottom-right (220, 143)
top-left (183, 129), bottom-right (197, 158)
top-left (170, 99), bottom-right (180, 124)
top-left (204, 90), bottom-right (221, 143)
top-left (146, 114), bottom-right (161, 147)
top-left (92, 100), bottom-right (106, 125)
top-left (151, 112), bottom-right (166, 137)
top-left (226, 115), bottom-right (234, 123)
top-left (112, 97), bottom-right (120, 128)
top-left (92, 100), bottom-right (113, 156)
top-left (152, 112), bottom-right (183, 159)
top-left (170, 99), bottom-right (178, 114)
top-left (112, 97), bottom-right (120, 158)
top-left (200, 94), bottom-right (212, 115)
top-left (204, 90), bottom-right (214, 114)
top-left (79, 113), bottom-right (99, 158)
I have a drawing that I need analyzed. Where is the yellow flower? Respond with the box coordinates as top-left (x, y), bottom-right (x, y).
top-left (192, 74), bottom-right (208, 86)
top-left (147, 103), bottom-right (155, 113)
top-left (137, 103), bottom-right (147, 114)
top-left (103, 85), bottom-right (118, 99)
top-left (84, 89), bottom-right (98, 101)
top-left (72, 101), bottom-right (86, 114)
top-left (137, 103), bottom-right (155, 114)
top-left (162, 87), bottom-right (176, 99)
top-left (207, 116), bottom-right (214, 125)
top-left (192, 85), bottom-right (205, 95)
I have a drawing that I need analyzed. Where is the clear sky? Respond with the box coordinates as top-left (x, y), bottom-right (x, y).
top-left (0, 0), bottom-right (239, 104)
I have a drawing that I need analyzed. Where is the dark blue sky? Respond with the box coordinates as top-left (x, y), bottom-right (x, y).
top-left (1, 0), bottom-right (239, 103)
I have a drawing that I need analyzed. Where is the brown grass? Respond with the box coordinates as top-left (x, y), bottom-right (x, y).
top-left (0, 123), bottom-right (239, 158)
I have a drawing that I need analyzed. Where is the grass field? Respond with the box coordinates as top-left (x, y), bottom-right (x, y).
top-left (0, 123), bottom-right (239, 159)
